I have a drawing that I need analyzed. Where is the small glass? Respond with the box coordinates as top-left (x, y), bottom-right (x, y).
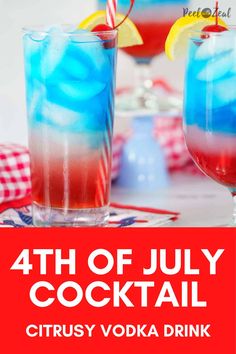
top-left (184, 28), bottom-right (236, 226)
top-left (23, 26), bottom-right (117, 227)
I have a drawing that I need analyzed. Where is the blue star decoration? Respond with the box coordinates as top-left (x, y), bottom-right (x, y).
top-left (17, 211), bottom-right (33, 226)
top-left (109, 216), bottom-right (148, 228)
top-left (2, 220), bottom-right (24, 228)
top-left (0, 211), bottom-right (148, 228)
top-left (0, 211), bottom-right (33, 228)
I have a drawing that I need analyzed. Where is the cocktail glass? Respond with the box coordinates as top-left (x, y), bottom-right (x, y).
top-left (23, 26), bottom-right (117, 227)
top-left (184, 29), bottom-right (236, 226)
top-left (98, 0), bottom-right (189, 113)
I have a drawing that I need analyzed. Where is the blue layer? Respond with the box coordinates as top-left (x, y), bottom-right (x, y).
top-left (23, 31), bottom-right (116, 133)
top-left (184, 39), bottom-right (236, 135)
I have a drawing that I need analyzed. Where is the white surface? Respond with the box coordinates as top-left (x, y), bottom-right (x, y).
top-left (111, 174), bottom-right (233, 227)
top-left (0, 0), bottom-right (235, 145)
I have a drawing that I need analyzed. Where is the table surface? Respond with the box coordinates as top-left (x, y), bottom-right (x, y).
top-left (111, 174), bottom-right (233, 227)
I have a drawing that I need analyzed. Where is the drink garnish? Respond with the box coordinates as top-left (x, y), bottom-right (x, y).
top-left (92, 24), bottom-right (113, 32)
top-left (202, 1), bottom-right (228, 34)
top-left (78, 0), bottom-right (142, 48)
top-left (78, 10), bottom-right (143, 48)
top-left (165, 11), bottom-right (228, 60)
top-left (92, 0), bottom-right (134, 31)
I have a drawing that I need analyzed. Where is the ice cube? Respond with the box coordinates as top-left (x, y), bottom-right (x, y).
top-left (27, 82), bottom-right (46, 120)
top-left (42, 101), bottom-right (78, 127)
top-left (212, 75), bottom-right (236, 108)
top-left (61, 55), bottom-right (90, 80)
top-left (232, 60), bottom-right (236, 74)
top-left (41, 27), bottom-right (68, 79)
top-left (23, 34), bottom-right (44, 80)
top-left (69, 33), bottom-right (110, 80)
top-left (195, 35), bottom-right (234, 60)
top-left (197, 51), bottom-right (235, 81)
top-left (27, 89), bottom-right (41, 121)
top-left (48, 80), bottom-right (106, 105)
top-left (23, 31), bottom-right (48, 58)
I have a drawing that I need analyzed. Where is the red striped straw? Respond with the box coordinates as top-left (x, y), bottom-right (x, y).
top-left (106, 0), bottom-right (118, 28)
top-left (215, 1), bottom-right (219, 26)
top-left (94, 0), bottom-right (118, 209)
top-left (95, 88), bottom-right (114, 208)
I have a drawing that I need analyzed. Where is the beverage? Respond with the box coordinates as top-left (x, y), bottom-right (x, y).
top-left (164, 6), bottom-right (236, 225)
top-left (123, 21), bottom-right (174, 59)
top-left (185, 130), bottom-right (236, 188)
top-left (23, 26), bottom-right (117, 226)
top-left (98, 0), bottom-right (188, 62)
top-left (184, 30), bottom-right (236, 190)
top-left (184, 29), bottom-right (236, 225)
top-left (98, 0), bottom-right (189, 113)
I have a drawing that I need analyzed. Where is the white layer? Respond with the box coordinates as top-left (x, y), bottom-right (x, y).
top-left (41, 101), bottom-right (78, 127)
top-left (29, 125), bottom-right (105, 159)
top-left (185, 126), bottom-right (236, 154)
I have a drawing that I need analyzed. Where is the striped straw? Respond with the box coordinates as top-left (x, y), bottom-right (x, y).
top-left (95, 85), bottom-right (114, 208)
top-left (215, 1), bottom-right (219, 26)
top-left (106, 0), bottom-right (118, 28)
top-left (95, 0), bottom-right (117, 208)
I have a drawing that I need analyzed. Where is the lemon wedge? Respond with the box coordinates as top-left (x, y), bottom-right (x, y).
top-left (165, 16), bottom-right (228, 61)
top-left (78, 10), bottom-right (143, 48)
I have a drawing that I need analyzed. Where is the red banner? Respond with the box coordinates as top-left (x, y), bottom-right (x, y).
top-left (0, 228), bottom-right (235, 354)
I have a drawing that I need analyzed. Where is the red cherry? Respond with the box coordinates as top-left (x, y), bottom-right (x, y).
top-left (202, 24), bottom-right (228, 33)
top-left (92, 24), bottom-right (113, 32)
top-left (200, 24), bottom-right (228, 40)
top-left (91, 24), bottom-right (116, 49)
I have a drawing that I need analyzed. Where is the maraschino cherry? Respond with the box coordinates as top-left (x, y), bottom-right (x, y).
top-left (202, 1), bottom-right (228, 34)
top-left (91, 0), bottom-right (135, 48)
top-left (202, 24), bottom-right (227, 33)
top-left (92, 24), bottom-right (113, 32)
top-left (92, 0), bottom-right (135, 33)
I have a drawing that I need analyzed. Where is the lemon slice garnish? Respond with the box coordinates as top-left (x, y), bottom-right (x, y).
top-left (78, 10), bottom-right (143, 48)
top-left (165, 16), bottom-right (228, 61)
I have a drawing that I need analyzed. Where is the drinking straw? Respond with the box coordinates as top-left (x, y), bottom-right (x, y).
top-left (215, 1), bottom-right (219, 26)
top-left (106, 0), bottom-right (118, 28)
top-left (94, 0), bottom-right (118, 208)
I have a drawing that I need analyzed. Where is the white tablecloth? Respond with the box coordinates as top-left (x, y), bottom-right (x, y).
top-left (111, 174), bottom-right (232, 227)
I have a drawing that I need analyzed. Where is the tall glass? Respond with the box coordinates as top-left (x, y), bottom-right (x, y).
top-left (98, 0), bottom-right (189, 113)
top-left (23, 27), bottom-right (117, 227)
top-left (184, 29), bottom-right (236, 226)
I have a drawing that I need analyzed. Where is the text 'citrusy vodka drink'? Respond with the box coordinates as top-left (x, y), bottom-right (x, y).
top-left (184, 30), bottom-right (236, 190)
top-left (23, 26), bottom-right (117, 226)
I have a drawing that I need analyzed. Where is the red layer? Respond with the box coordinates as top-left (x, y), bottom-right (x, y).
top-left (188, 148), bottom-right (236, 188)
top-left (123, 21), bottom-right (173, 59)
top-left (31, 155), bottom-right (110, 209)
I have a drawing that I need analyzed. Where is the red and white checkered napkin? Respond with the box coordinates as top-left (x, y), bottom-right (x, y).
top-left (0, 144), bottom-right (31, 204)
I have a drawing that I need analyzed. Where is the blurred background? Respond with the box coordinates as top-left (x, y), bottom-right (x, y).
top-left (0, 0), bottom-right (235, 144)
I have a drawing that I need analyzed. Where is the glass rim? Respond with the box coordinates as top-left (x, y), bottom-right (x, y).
top-left (189, 26), bottom-right (236, 39)
top-left (22, 25), bottom-right (117, 38)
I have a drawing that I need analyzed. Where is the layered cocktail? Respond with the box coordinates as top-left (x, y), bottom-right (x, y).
top-left (184, 28), bottom-right (236, 225)
top-left (23, 26), bottom-right (117, 226)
